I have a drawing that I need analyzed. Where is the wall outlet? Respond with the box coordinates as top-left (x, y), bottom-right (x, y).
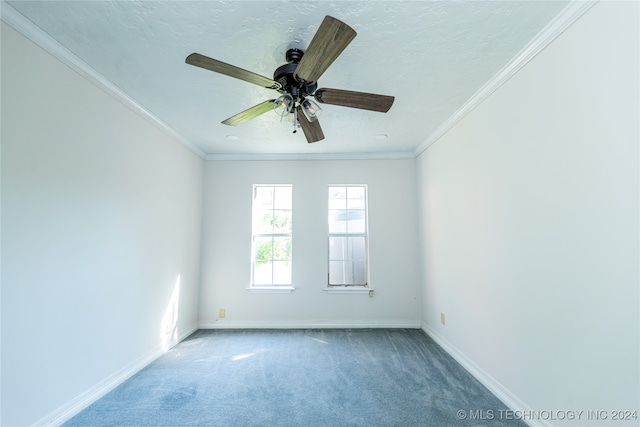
top-left (369, 290), bottom-right (375, 297)
top-left (440, 312), bottom-right (446, 325)
top-left (219, 308), bottom-right (226, 318)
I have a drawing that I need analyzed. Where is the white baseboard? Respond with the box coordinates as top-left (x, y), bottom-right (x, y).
top-left (33, 322), bottom-right (199, 427)
top-left (199, 319), bottom-right (422, 329)
top-left (37, 321), bottom-right (527, 426)
top-left (421, 322), bottom-right (550, 427)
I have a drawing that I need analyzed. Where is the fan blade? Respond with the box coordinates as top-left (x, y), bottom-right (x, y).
top-left (293, 16), bottom-right (356, 85)
top-left (297, 109), bottom-right (325, 143)
top-left (222, 100), bottom-right (276, 126)
top-left (186, 53), bottom-right (282, 90)
top-left (314, 88), bottom-right (394, 112)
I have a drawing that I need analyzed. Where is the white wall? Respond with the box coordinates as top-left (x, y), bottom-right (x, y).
top-left (199, 159), bottom-right (421, 327)
top-left (1, 23), bottom-right (203, 426)
top-left (416, 1), bottom-right (639, 425)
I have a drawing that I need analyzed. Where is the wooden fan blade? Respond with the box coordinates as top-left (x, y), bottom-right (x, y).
top-left (314, 88), bottom-right (394, 112)
top-left (293, 16), bottom-right (356, 85)
top-left (186, 53), bottom-right (282, 90)
top-left (297, 109), bottom-right (325, 143)
top-left (222, 100), bottom-right (276, 126)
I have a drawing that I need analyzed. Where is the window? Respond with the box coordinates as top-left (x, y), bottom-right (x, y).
top-left (328, 185), bottom-right (368, 287)
top-left (251, 185), bottom-right (292, 287)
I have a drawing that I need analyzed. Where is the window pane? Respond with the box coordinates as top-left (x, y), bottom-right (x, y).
top-left (274, 186), bottom-right (292, 209)
top-left (272, 237), bottom-right (292, 261)
top-left (255, 187), bottom-right (274, 207)
top-left (253, 261), bottom-right (272, 285)
top-left (329, 210), bottom-right (347, 233)
top-left (329, 187), bottom-right (346, 205)
top-left (350, 259), bottom-right (366, 284)
top-left (272, 210), bottom-right (292, 233)
top-left (348, 236), bottom-right (366, 260)
top-left (273, 261), bottom-right (292, 284)
top-left (330, 237), bottom-right (365, 261)
top-left (329, 237), bottom-right (346, 259)
top-left (347, 186), bottom-right (365, 209)
top-left (329, 260), bottom-right (345, 284)
top-left (254, 237), bottom-right (273, 261)
top-left (346, 209), bottom-right (366, 233)
top-left (329, 199), bottom-right (346, 210)
top-left (329, 260), bottom-right (366, 285)
top-left (254, 211), bottom-right (274, 233)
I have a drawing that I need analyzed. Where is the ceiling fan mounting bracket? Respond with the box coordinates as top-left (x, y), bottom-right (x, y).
top-left (285, 48), bottom-right (304, 64)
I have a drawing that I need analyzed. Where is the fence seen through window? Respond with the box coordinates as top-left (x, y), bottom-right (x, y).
top-left (328, 185), bottom-right (368, 286)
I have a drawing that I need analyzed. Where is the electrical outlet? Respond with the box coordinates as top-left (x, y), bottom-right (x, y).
top-left (369, 290), bottom-right (375, 297)
top-left (440, 312), bottom-right (446, 325)
top-left (219, 308), bottom-right (226, 318)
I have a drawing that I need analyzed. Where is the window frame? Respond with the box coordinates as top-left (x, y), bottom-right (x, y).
top-left (327, 184), bottom-right (370, 288)
top-left (250, 184), bottom-right (294, 290)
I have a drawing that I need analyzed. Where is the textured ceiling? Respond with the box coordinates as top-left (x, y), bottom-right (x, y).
top-left (5, 1), bottom-right (573, 158)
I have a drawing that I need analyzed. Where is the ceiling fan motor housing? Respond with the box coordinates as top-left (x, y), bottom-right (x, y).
top-left (274, 49), bottom-right (317, 98)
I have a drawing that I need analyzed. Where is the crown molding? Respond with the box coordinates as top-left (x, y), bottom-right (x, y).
top-left (3, 0), bottom-right (598, 162)
top-left (205, 151), bottom-right (416, 161)
top-left (414, 0), bottom-right (599, 157)
top-left (0, 4), bottom-right (413, 163)
top-left (1, 3), bottom-right (207, 159)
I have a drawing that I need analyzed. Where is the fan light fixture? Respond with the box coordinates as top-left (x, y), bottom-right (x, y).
top-left (274, 93), bottom-right (322, 132)
top-left (300, 98), bottom-right (322, 122)
top-left (274, 94), bottom-right (294, 118)
top-left (274, 94), bottom-right (302, 133)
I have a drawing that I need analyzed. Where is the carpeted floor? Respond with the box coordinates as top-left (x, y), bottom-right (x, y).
top-left (64, 329), bottom-right (526, 426)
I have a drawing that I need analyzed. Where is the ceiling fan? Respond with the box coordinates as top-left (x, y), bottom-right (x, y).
top-left (185, 15), bottom-right (395, 144)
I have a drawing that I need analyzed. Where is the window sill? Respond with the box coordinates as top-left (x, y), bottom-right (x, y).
top-left (324, 286), bottom-right (373, 294)
top-left (247, 286), bottom-right (295, 294)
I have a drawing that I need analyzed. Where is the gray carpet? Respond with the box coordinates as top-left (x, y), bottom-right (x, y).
top-left (64, 329), bottom-right (526, 426)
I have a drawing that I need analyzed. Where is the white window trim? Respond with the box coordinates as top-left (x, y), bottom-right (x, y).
top-left (247, 286), bottom-right (295, 294)
top-left (327, 184), bottom-right (370, 288)
top-left (250, 184), bottom-right (293, 289)
top-left (324, 286), bottom-right (373, 294)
